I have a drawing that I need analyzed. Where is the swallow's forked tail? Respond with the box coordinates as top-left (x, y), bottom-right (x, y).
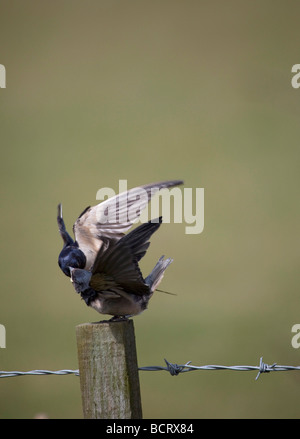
top-left (145, 256), bottom-right (173, 293)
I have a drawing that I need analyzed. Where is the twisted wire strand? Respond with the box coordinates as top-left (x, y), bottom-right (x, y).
top-left (1, 357), bottom-right (299, 380)
top-left (0, 369), bottom-right (79, 378)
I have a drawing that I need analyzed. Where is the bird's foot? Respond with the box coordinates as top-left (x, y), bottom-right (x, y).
top-left (95, 315), bottom-right (131, 323)
top-left (109, 315), bottom-right (130, 322)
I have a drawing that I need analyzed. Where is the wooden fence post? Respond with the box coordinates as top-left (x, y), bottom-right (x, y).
top-left (76, 319), bottom-right (143, 419)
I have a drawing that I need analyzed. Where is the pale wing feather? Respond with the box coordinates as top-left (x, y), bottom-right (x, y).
top-left (73, 180), bottom-right (183, 269)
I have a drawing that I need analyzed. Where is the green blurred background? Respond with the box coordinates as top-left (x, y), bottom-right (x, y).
top-left (0, 0), bottom-right (299, 419)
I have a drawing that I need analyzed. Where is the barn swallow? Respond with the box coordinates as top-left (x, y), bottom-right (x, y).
top-left (57, 179), bottom-right (183, 318)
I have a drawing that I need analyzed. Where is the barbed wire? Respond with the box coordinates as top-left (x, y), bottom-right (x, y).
top-left (139, 357), bottom-right (300, 380)
top-left (1, 357), bottom-right (300, 380)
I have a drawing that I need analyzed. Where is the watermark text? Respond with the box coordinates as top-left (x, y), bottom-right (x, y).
top-left (96, 180), bottom-right (204, 235)
top-left (291, 64), bottom-right (300, 89)
top-left (291, 324), bottom-right (300, 349)
top-left (0, 64), bottom-right (6, 88)
top-left (0, 324), bottom-right (6, 348)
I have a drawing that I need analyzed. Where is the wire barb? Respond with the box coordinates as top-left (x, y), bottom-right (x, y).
top-left (164, 359), bottom-right (192, 376)
top-left (255, 357), bottom-right (277, 381)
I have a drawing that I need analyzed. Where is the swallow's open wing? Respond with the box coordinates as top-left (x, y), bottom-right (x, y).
top-left (90, 236), bottom-right (149, 296)
top-left (73, 180), bottom-right (183, 269)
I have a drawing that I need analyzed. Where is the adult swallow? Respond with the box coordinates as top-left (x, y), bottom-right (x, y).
top-left (57, 179), bottom-right (183, 318)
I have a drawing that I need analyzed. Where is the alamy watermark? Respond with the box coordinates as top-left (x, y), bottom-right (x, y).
top-left (0, 324), bottom-right (5, 348)
top-left (291, 324), bottom-right (300, 349)
top-left (291, 64), bottom-right (300, 89)
top-left (96, 180), bottom-right (204, 234)
top-left (0, 64), bottom-right (6, 88)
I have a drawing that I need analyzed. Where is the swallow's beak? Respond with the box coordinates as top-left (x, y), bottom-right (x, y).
top-left (69, 267), bottom-right (75, 281)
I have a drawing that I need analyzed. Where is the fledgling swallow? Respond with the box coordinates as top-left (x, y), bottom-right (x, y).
top-left (57, 180), bottom-right (183, 319)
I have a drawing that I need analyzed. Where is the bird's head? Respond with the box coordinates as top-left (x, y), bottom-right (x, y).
top-left (58, 246), bottom-right (86, 277)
